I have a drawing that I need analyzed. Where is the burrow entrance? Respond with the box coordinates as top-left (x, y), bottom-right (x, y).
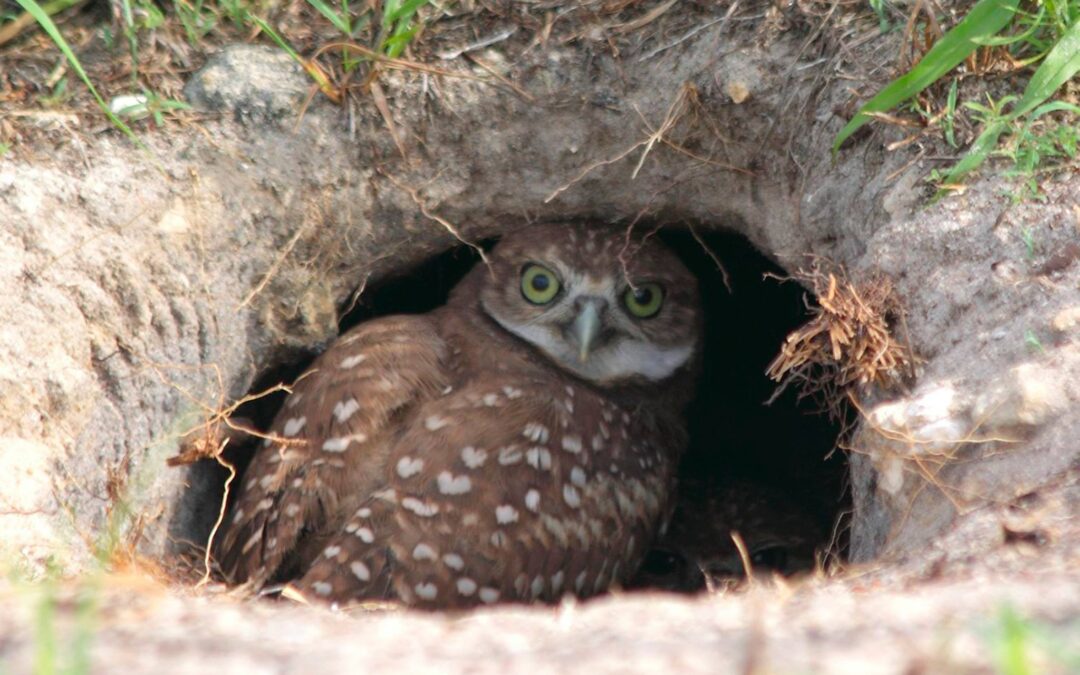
top-left (174, 227), bottom-right (847, 594)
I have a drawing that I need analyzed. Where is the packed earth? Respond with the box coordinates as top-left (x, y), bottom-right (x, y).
top-left (1, 1), bottom-right (1078, 672)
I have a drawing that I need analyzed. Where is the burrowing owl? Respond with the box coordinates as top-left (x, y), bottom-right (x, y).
top-left (631, 477), bottom-right (823, 592)
top-left (217, 223), bottom-right (702, 608)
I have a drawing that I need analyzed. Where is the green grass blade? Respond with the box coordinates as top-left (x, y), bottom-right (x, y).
top-left (248, 14), bottom-right (334, 92)
top-left (1027, 100), bottom-right (1080, 119)
top-left (305, 0), bottom-right (350, 34)
top-left (33, 578), bottom-right (57, 675)
top-left (13, 0), bottom-right (143, 147)
top-left (385, 0), bottom-right (427, 23)
top-left (941, 19), bottom-right (1080, 186)
top-left (994, 606), bottom-right (1033, 675)
top-left (383, 25), bottom-right (419, 57)
top-left (247, 14), bottom-right (302, 60)
top-left (833, 0), bottom-right (1021, 152)
top-left (1010, 18), bottom-right (1080, 119)
top-left (971, 5), bottom-right (1043, 46)
top-left (939, 119), bottom-right (1007, 187)
top-left (20, 0), bottom-right (82, 23)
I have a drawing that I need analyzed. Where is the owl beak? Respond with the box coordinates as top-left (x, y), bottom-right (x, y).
top-left (571, 299), bottom-right (603, 363)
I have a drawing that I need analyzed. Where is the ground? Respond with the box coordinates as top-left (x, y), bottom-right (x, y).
top-left (1, 0), bottom-right (1078, 672)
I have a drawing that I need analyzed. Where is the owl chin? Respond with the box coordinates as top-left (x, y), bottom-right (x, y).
top-left (489, 317), bottom-right (695, 385)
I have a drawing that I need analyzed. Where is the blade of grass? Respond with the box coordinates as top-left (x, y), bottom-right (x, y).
top-left (381, 0), bottom-right (429, 56)
top-left (994, 606), bottom-right (1033, 675)
top-left (937, 119), bottom-right (1008, 189)
top-left (1010, 18), bottom-right (1080, 119)
top-left (0, 0), bottom-right (83, 48)
top-left (247, 13), bottom-right (336, 97)
top-left (13, 0), bottom-right (147, 151)
top-left (971, 5), bottom-right (1043, 47)
top-left (33, 575), bottom-right (57, 675)
top-left (382, 0), bottom-right (428, 28)
top-left (941, 19), bottom-right (1080, 186)
top-left (944, 77), bottom-right (959, 147)
top-left (833, 0), bottom-right (1021, 152)
top-left (1026, 100), bottom-right (1080, 119)
top-left (305, 0), bottom-right (350, 35)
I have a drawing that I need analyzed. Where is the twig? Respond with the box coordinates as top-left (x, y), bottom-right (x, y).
top-left (545, 84), bottom-right (695, 203)
top-left (610, 0), bottom-right (678, 34)
top-left (638, 5), bottom-right (737, 62)
top-left (731, 531), bottom-right (755, 581)
top-left (196, 438), bottom-right (235, 589)
top-left (463, 53), bottom-right (536, 102)
top-left (632, 104), bottom-right (753, 176)
top-left (437, 26), bottom-right (518, 60)
top-left (382, 171), bottom-right (489, 265)
top-left (315, 42), bottom-right (490, 82)
top-left (687, 223), bottom-right (732, 293)
top-left (238, 219), bottom-right (312, 309)
top-left (545, 140), bottom-right (651, 204)
top-left (370, 79), bottom-right (408, 160)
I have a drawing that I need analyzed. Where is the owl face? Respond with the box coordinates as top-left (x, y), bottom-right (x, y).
top-left (478, 224), bottom-right (701, 386)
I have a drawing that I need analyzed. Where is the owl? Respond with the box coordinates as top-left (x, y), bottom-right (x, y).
top-left (217, 223), bottom-right (702, 608)
top-left (630, 476), bottom-right (824, 592)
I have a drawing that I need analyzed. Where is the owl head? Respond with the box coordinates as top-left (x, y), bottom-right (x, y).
top-left (474, 223), bottom-right (701, 386)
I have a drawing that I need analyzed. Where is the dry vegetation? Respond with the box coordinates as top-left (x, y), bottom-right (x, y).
top-left (766, 262), bottom-right (916, 415)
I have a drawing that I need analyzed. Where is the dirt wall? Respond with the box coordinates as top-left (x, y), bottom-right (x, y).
top-left (1, 4), bottom-right (1076, 590)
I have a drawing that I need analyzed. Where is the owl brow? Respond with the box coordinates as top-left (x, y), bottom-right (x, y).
top-left (523, 259), bottom-right (568, 280)
top-left (521, 307), bottom-right (561, 327)
top-left (622, 276), bottom-right (665, 293)
top-left (613, 258), bottom-right (660, 289)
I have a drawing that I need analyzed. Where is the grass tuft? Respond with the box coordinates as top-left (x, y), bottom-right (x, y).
top-left (836, 0), bottom-right (1080, 193)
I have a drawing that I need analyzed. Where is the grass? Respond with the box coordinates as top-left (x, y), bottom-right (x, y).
top-left (31, 572), bottom-right (98, 675)
top-left (1, 559), bottom-right (99, 675)
top-left (984, 605), bottom-right (1080, 675)
top-left (0, 447), bottom-right (173, 675)
top-left (2, 0), bottom-right (440, 137)
top-left (835, 0), bottom-right (1080, 195)
top-left (11, 0), bottom-right (143, 143)
top-left (3, 0), bottom-right (1075, 194)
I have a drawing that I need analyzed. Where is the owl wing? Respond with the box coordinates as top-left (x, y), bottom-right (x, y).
top-left (292, 376), bottom-right (679, 608)
top-left (216, 315), bottom-right (451, 588)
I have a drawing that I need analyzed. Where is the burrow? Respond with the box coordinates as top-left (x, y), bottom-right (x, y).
top-left (170, 227), bottom-right (849, 595)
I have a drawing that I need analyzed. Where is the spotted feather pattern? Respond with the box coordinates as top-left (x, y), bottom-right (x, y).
top-left (217, 316), bottom-right (450, 587)
top-left (216, 223), bottom-right (700, 608)
top-left (295, 377), bottom-right (681, 607)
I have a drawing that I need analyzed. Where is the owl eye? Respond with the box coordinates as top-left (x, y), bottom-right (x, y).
top-left (520, 264), bottom-right (561, 305)
top-left (623, 283), bottom-right (664, 318)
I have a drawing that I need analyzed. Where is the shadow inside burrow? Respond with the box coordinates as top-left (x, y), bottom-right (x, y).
top-left (165, 224), bottom-right (848, 593)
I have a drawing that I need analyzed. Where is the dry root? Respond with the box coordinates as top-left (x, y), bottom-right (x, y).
top-left (766, 262), bottom-right (915, 416)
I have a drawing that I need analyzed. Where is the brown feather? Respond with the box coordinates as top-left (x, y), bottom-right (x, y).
top-left (217, 223), bottom-right (702, 608)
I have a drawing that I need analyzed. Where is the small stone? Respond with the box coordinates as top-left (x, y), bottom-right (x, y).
top-left (1051, 306), bottom-right (1080, 334)
top-left (726, 80), bottom-right (750, 104)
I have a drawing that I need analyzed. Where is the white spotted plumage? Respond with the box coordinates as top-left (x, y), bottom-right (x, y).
top-left (217, 223), bottom-right (700, 609)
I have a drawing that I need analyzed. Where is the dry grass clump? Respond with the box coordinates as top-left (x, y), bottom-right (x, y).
top-left (766, 262), bottom-right (915, 415)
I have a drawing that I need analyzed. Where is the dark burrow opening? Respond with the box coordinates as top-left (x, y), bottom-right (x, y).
top-left (173, 226), bottom-right (848, 595)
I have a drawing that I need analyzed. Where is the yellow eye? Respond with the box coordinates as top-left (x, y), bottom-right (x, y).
top-left (623, 283), bottom-right (664, 318)
top-left (521, 264), bottom-right (561, 305)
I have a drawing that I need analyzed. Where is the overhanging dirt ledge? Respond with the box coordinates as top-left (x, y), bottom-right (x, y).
top-left (0, 5), bottom-right (1078, 671)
